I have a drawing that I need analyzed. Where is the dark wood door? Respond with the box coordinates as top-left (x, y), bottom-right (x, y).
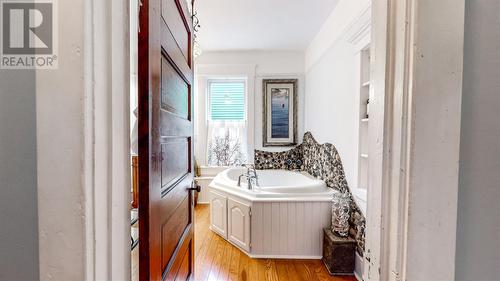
top-left (138, 0), bottom-right (194, 280)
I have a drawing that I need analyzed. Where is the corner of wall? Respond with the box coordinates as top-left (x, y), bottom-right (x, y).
top-left (305, 0), bottom-right (371, 72)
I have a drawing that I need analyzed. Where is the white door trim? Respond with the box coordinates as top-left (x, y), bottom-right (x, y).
top-left (368, 0), bottom-right (465, 280)
top-left (83, 0), bottom-right (131, 279)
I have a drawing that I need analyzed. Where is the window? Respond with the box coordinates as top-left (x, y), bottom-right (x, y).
top-left (206, 80), bottom-right (248, 166)
top-left (208, 81), bottom-right (246, 121)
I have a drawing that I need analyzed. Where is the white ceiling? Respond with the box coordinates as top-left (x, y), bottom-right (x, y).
top-left (195, 0), bottom-right (340, 51)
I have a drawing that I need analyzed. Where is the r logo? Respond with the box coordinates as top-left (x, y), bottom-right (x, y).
top-left (1, 0), bottom-right (57, 69)
top-left (2, 2), bottom-right (53, 54)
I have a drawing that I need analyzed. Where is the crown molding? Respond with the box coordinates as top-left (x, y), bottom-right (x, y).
top-left (305, 2), bottom-right (371, 72)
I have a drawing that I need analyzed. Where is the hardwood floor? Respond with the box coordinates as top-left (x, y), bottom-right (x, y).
top-left (193, 204), bottom-right (355, 281)
top-left (132, 204), bottom-right (357, 281)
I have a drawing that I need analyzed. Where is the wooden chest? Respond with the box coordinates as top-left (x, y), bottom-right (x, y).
top-left (322, 228), bottom-right (356, 275)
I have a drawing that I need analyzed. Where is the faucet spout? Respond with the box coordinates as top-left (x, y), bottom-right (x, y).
top-left (239, 164), bottom-right (259, 190)
top-left (242, 163), bottom-right (259, 187)
top-left (237, 174), bottom-right (246, 187)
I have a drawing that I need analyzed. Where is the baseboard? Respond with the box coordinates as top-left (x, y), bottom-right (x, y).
top-left (209, 227), bottom-right (322, 260)
top-left (248, 254), bottom-right (322, 260)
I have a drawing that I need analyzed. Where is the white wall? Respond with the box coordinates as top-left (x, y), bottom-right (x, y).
top-left (36, 0), bottom-right (86, 279)
top-left (195, 51), bottom-right (305, 165)
top-left (0, 70), bottom-right (39, 280)
top-left (304, 0), bottom-right (370, 189)
top-left (456, 0), bottom-right (500, 280)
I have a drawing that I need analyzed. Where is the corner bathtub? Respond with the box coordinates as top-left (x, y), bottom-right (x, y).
top-left (209, 167), bottom-right (337, 201)
top-left (208, 167), bottom-right (336, 259)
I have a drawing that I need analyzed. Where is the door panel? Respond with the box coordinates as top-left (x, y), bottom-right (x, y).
top-left (164, 229), bottom-right (193, 281)
top-left (174, 247), bottom-right (191, 281)
top-left (139, 0), bottom-right (194, 279)
top-left (161, 0), bottom-right (190, 61)
top-left (160, 25), bottom-right (192, 83)
top-left (161, 58), bottom-right (189, 119)
top-left (160, 139), bottom-right (189, 191)
top-left (161, 196), bottom-right (190, 270)
top-left (210, 191), bottom-right (227, 238)
top-left (227, 198), bottom-right (251, 252)
top-left (160, 111), bottom-right (192, 137)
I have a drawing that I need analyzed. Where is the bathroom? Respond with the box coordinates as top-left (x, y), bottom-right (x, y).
top-left (124, 0), bottom-right (477, 279)
top-left (154, 0), bottom-right (370, 279)
top-left (1, 0), bottom-right (498, 279)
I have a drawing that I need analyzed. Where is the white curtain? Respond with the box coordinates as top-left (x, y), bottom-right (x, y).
top-left (206, 120), bottom-right (248, 166)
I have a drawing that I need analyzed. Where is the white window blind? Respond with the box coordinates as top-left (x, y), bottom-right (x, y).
top-left (209, 81), bottom-right (245, 121)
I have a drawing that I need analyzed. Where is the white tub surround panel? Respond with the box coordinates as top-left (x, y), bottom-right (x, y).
top-left (211, 168), bottom-right (335, 201)
top-left (209, 168), bottom-right (335, 258)
top-left (209, 190), bottom-right (228, 238)
top-left (228, 198), bottom-right (251, 252)
top-left (254, 132), bottom-right (366, 255)
top-left (250, 201), bottom-right (331, 258)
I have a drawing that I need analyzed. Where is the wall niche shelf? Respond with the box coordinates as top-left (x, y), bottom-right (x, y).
top-left (357, 46), bottom-right (371, 198)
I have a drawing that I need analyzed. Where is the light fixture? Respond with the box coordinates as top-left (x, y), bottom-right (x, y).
top-left (189, 0), bottom-right (202, 59)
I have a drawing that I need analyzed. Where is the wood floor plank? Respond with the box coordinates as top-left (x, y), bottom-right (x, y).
top-left (293, 260), bottom-right (317, 281)
top-left (227, 245), bottom-right (241, 281)
top-left (194, 205), bottom-right (211, 258)
top-left (275, 260), bottom-right (290, 281)
top-left (216, 238), bottom-right (232, 281)
top-left (132, 203), bottom-right (357, 281)
top-left (237, 248), bottom-right (250, 281)
top-left (193, 204), bottom-right (356, 281)
top-left (246, 254), bottom-right (260, 281)
top-left (257, 259), bottom-right (279, 281)
top-left (283, 259), bottom-right (302, 281)
top-left (208, 235), bottom-right (226, 280)
top-left (197, 231), bottom-right (220, 280)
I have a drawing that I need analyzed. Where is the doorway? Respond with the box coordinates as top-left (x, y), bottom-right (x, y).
top-left (132, 0), bottom-right (196, 279)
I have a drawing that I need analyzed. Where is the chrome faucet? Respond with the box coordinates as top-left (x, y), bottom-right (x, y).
top-left (238, 164), bottom-right (259, 189)
top-left (237, 173), bottom-right (256, 189)
top-left (244, 164), bottom-right (259, 186)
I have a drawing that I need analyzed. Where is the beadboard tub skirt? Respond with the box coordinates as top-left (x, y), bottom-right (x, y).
top-left (249, 201), bottom-right (332, 258)
top-left (208, 167), bottom-right (335, 258)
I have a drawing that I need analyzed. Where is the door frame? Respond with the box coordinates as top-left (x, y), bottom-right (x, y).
top-left (368, 0), bottom-right (465, 280)
top-left (80, 0), bottom-right (466, 279)
top-left (82, 0), bottom-right (131, 279)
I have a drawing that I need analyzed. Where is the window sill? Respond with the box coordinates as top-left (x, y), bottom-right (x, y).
top-left (197, 165), bottom-right (232, 177)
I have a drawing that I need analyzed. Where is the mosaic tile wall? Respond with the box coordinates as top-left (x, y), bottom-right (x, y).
top-left (254, 132), bottom-right (366, 255)
top-left (254, 144), bottom-right (303, 170)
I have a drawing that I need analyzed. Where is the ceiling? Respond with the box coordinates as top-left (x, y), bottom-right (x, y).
top-left (195, 0), bottom-right (340, 51)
